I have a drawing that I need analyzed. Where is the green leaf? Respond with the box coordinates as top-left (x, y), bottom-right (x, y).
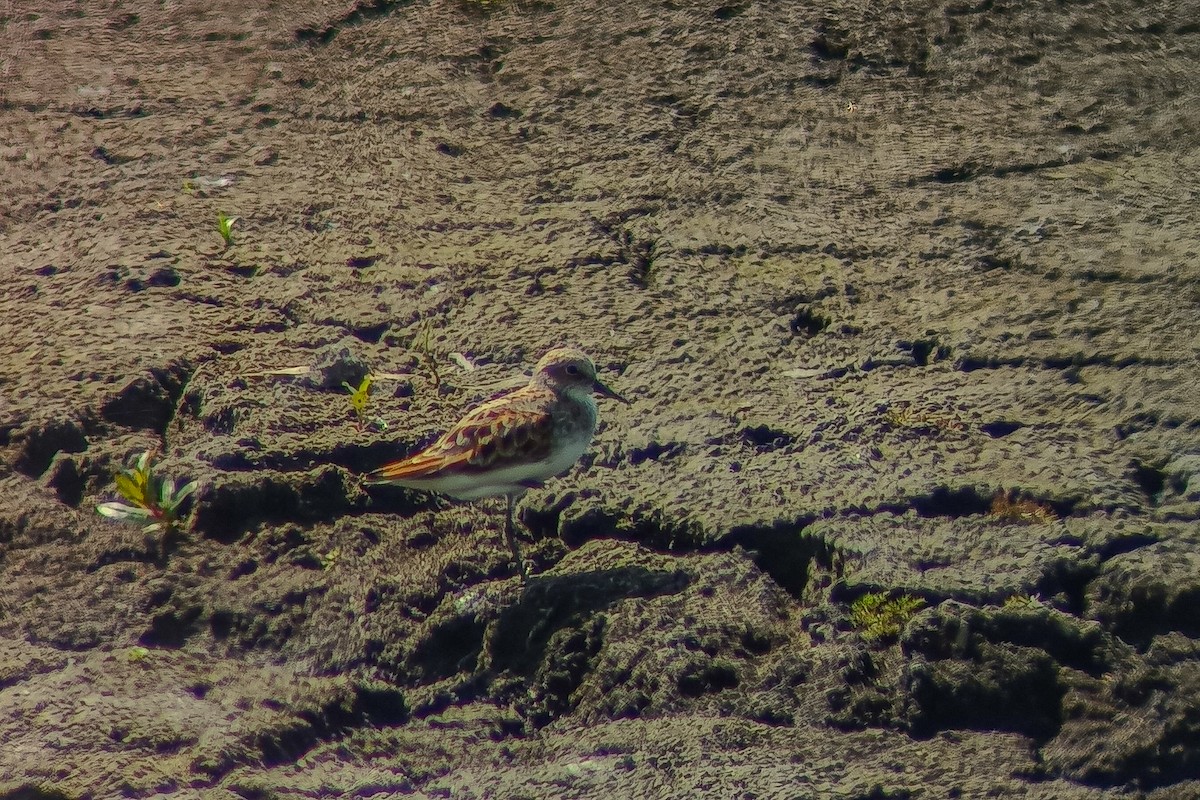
top-left (172, 480), bottom-right (200, 505)
top-left (112, 474), bottom-right (146, 507)
top-left (160, 477), bottom-right (176, 508)
top-left (217, 213), bottom-right (238, 245)
top-left (97, 502), bottom-right (151, 521)
top-left (345, 375), bottom-right (374, 417)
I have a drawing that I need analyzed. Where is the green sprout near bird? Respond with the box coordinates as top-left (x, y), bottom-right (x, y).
top-left (216, 212), bottom-right (238, 247)
top-left (344, 374), bottom-right (387, 432)
top-left (96, 450), bottom-right (198, 534)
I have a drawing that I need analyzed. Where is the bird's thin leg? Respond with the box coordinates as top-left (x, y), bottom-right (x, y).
top-left (504, 494), bottom-right (526, 577)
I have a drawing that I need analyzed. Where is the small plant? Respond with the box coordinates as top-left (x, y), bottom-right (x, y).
top-left (850, 592), bottom-right (927, 643)
top-left (96, 451), bottom-right (198, 534)
top-left (415, 320), bottom-right (441, 388)
top-left (1003, 593), bottom-right (1045, 610)
top-left (216, 212), bottom-right (238, 247)
top-left (127, 646), bottom-right (151, 663)
top-left (884, 403), bottom-right (966, 433)
top-left (319, 547), bottom-right (340, 571)
top-left (989, 490), bottom-right (1057, 524)
top-left (343, 374), bottom-right (387, 432)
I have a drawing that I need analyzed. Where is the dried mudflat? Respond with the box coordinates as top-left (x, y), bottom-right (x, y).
top-left (2, 0), bottom-right (1200, 797)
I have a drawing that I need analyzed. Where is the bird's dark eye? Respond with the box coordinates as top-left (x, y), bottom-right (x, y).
top-left (565, 364), bottom-right (580, 375)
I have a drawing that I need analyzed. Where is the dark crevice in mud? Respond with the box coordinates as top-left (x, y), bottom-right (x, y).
top-left (799, 73), bottom-right (841, 89)
top-left (625, 440), bottom-right (685, 465)
top-left (406, 615), bottom-right (489, 685)
top-left (101, 360), bottom-right (194, 435)
top-left (895, 604), bottom-right (1144, 742)
top-left (768, 287), bottom-right (838, 312)
top-left (193, 467), bottom-right (381, 544)
top-left (681, 242), bottom-right (750, 259)
top-left (980, 420), bottom-right (1023, 438)
top-left (787, 307), bottom-right (831, 337)
top-left (955, 354), bottom-right (1024, 372)
top-left (915, 151), bottom-right (1122, 186)
top-left (557, 506), bottom-right (706, 553)
top-left (350, 321), bottom-right (389, 343)
top-left (1092, 578), bottom-right (1200, 650)
top-left (899, 338), bottom-right (950, 367)
top-left (353, 683), bottom-right (409, 725)
top-left (720, 519), bottom-right (833, 600)
top-left (677, 659), bottom-right (739, 698)
top-left (739, 424), bottom-right (796, 451)
top-left (12, 418), bottom-right (89, 478)
top-left (254, 699), bottom-right (392, 768)
top-left (956, 352), bottom-right (1175, 373)
top-left (140, 605), bottom-right (204, 648)
top-left (1094, 532), bottom-right (1160, 562)
top-left (0, 418), bottom-right (23, 447)
top-left (1034, 559), bottom-right (1098, 618)
top-left (45, 455), bottom-right (86, 507)
top-left (190, 464), bottom-right (431, 542)
top-left (553, 508), bottom-right (835, 602)
top-left (911, 486), bottom-right (992, 518)
top-left (205, 440), bottom-right (413, 477)
top-left (905, 602), bottom-right (1120, 678)
top-left (907, 486), bottom-right (1078, 520)
top-left (345, 255), bottom-right (378, 269)
top-left (178, 291), bottom-right (225, 307)
top-left (1128, 459), bottom-right (1166, 505)
top-left (0, 786), bottom-right (76, 800)
top-left (902, 640), bottom-right (1066, 741)
top-left (522, 493), bottom-right (582, 543)
top-left (810, 22), bottom-right (849, 61)
top-left (295, 0), bottom-right (417, 45)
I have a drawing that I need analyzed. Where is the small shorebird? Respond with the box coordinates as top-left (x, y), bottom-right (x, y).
top-left (366, 347), bottom-right (629, 573)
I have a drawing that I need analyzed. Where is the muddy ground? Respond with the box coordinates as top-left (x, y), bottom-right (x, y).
top-left (2, 0), bottom-right (1200, 797)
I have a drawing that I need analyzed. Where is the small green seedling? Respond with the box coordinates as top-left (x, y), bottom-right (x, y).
top-left (850, 592), bottom-right (927, 643)
top-left (96, 450), bottom-right (198, 534)
top-left (127, 646), bottom-right (151, 663)
top-left (319, 547), bottom-right (340, 571)
top-left (217, 212), bottom-right (238, 247)
top-left (1003, 593), bottom-right (1045, 610)
top-left (416, 319), bottom-right (441, 388)
top-left (343, 375), bottom-right (386, 432)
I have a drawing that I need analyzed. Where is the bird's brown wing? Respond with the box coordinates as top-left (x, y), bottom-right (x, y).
top-left (368, 391), bottom-right (556, 483)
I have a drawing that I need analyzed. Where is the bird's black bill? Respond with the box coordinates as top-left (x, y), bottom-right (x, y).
top-left (593, 377), bottom-right (630, 404)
